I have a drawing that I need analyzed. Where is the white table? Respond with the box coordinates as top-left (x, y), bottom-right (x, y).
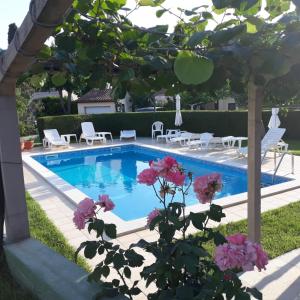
top-left (232, 137), bottom-right (248, 150)
top-left (61, 134), bottom-right (78, 144)
top-left (97, 132), bottom-right (113, 142)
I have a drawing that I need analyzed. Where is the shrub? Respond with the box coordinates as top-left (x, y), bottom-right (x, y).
top-left (73, 156), bottom-right (267, 299)
top-left (37, 110), bottom-right (300, 140)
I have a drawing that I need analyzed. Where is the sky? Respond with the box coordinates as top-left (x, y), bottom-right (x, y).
top-left (0, 0), bottom-right (209, 49)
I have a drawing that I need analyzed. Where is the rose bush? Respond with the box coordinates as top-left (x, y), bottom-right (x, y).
top-left (74, 156), bottom-right (267, 300)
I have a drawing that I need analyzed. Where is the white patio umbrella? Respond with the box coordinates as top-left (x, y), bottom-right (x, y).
top-left (175, 94), bottom-right (183, 126)
top-left (268, 107), bottom-right (281, 129)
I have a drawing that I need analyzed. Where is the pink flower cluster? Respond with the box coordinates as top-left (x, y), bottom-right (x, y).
top-left (73, 195), bottom-right (115, 230)
top-left (193, 173), bottom-right (222, 204)
top-left (147, 208), bottom-right (161, 225)
top-left (214, 233), bottom-right (268, 272)
top-left (138, 156), bottom-right (186, 186)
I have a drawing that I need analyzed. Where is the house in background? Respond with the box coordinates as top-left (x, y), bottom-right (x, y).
top-left (76, 88), bottom-right (116, 115)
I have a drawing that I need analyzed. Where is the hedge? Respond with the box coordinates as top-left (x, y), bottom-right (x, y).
top-left (37, 110), bottom-right (300, 140)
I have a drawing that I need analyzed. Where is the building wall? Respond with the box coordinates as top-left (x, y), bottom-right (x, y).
top-left (218, 97), bottom-right (236, 111)
top-left (77, 102), bottom-right (116, 115)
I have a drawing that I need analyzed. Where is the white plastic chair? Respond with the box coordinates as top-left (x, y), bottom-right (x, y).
top-left (152, 121), bottom-right (164, 139)
top-left (43, 129), bottom-right (69, 149)
top-left (120, 130), bottom-right (136, 140)
top-left (80, 122), bottom-right (107, 146)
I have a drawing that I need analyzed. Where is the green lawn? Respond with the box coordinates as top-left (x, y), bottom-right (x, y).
top-left (1, 193), bottom-right (89, 300)
top-left (204, 201), bottom-right (300, 259)
top-left (286, 139), bottom-right (300, 156)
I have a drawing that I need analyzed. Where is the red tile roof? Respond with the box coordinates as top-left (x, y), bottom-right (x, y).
top-left (76, 88), bottom-right (114, 103)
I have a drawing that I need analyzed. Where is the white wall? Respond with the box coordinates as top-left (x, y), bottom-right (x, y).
top-left (77, 102), bottom-right (116, 115)
top-left (218, 97), bottom-right (236, 111)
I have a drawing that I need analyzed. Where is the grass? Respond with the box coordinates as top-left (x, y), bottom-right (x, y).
top-left (286, 139), bottom-right (300, 156)
top-left (1, 193), bottom-right (90, 300)
top-left (204, 201), bottom-right (300, 259)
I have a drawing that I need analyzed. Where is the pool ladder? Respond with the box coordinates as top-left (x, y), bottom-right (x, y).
top-left (272, 151), bottom-right (294, 183)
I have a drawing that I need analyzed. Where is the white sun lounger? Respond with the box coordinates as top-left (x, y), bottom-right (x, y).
top-left (120, 130), bottom-right (136, 140)
top-left (238, 128), bottom-right (286, 161)
top-left (80, 122), bottom-right (107, 146)
top-left (156, 129), bottom-right (181, 143)
top-left (169, 132), bottom-right (194, 146)
top-left (43, 129), bottom-right (69, 149)
top-left (187, 133), bottom-right (214, 149)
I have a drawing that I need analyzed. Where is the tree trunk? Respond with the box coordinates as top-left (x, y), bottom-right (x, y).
top-left (58, 89), bottom-right (66, 114)
top-left (247, 80), bottom-right (264, 242)
top-left (67, 91), bottom-right (72, 114)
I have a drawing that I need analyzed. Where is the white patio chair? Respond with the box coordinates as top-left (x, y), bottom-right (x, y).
top-left (152, 121), bottom-right (164, 139)
top-left (120, 130), bottom-right (136, 140)
top-left (238, 128), bottom-right (286, 162)
top-left (80, 122), bottom-right (107, 146)
top-left (43, 129), bottom-right (69, 149)
top-left (169, 132), bottom-right (194, 146)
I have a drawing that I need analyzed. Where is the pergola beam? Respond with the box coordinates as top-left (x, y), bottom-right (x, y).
top-left (0, 0), bottom-right (73, 95)
top-left (0, 0), bottom-right (73, 243)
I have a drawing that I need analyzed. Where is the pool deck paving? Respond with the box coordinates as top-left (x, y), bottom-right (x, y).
top-left (22, 138), bottom-right (300, 299)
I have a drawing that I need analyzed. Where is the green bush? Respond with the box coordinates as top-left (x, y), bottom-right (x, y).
top-left (37, 110), bottom-right (300, 140)
top-left (36, 97), bottom-right (78, 117)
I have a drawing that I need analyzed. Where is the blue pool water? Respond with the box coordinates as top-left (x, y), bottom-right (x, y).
top-left (32, 145), bottom-right (289, 221)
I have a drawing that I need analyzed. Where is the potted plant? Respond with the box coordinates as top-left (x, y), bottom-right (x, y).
top-left (23, 138), bottom-right (34, 150)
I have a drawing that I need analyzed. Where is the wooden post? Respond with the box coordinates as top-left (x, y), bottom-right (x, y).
top-left (247, 80), bottom-right (263, 242)
top-left (0, 88), bottom-right (30, 242)
top-left (0, 0), bottom-right (73, 243)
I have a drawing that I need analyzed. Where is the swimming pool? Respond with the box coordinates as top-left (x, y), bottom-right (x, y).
top-left (32, 145), bottom-right (290, 221)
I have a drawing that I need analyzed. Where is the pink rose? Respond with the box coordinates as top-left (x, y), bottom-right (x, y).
top-left (73, 210), bottom-right (86, 230)
top-left (165, 170), bottom-right (186, 186)
top-left (147, 208), bottom-right (161, 226)
top-left (226, 233), bottom-right (247, 245)
top-left (97, 194), bottom-right (115, 212)
top-left (214, 234), bottom-right (268, 272)
top-left (194, 173), bottom-right (222, 204)
top-left (138, 168), bottom-right (158, 185)
top-left (253, 243), bottom-right (268, 271)
top-left (72, 198), bottom-right (96, 230)
top-left (77, 198), bottom-right (96, 218)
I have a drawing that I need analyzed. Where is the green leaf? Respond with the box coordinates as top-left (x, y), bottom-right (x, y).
top-left (51, 72), bottom-right (67, 87)
top-left (124, 266), bottom-right (131, 279)
top-left (113, 253), bottom-right (125, 270)
top-left (174, 51), bottom-right (214, 85)
top-left (246, 22), bottom-right (257, 33)
top-left (37, 45), bottom-right (51, 60)
top-left (207, 204), bottom-right (225, 222)
top-left (176, 286), bottom-right (194, 299)
top-left (266, 0), bottom-right (290, 19)
top-left (104, 224), bottom-right (117, 239)
top-left (84, 241), bottom-right (98, 259)
top-left (139, 0), bottom-right (155, 6)
top-left (156, 9), bottom-right (167, 18)
top-left (102, 265), bottom-right (110, 278)
top-left (189, 212), bottom-right (206, 230)
top-left (187, 31), bottom-right (211, 48)
top-left (213, 231), bottom-right (227, 246)
top-left (209, 25), bottom-right (246, 46)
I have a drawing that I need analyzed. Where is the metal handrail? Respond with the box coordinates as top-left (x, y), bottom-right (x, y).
top-left (272, 151), bottom-right (294, 183)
